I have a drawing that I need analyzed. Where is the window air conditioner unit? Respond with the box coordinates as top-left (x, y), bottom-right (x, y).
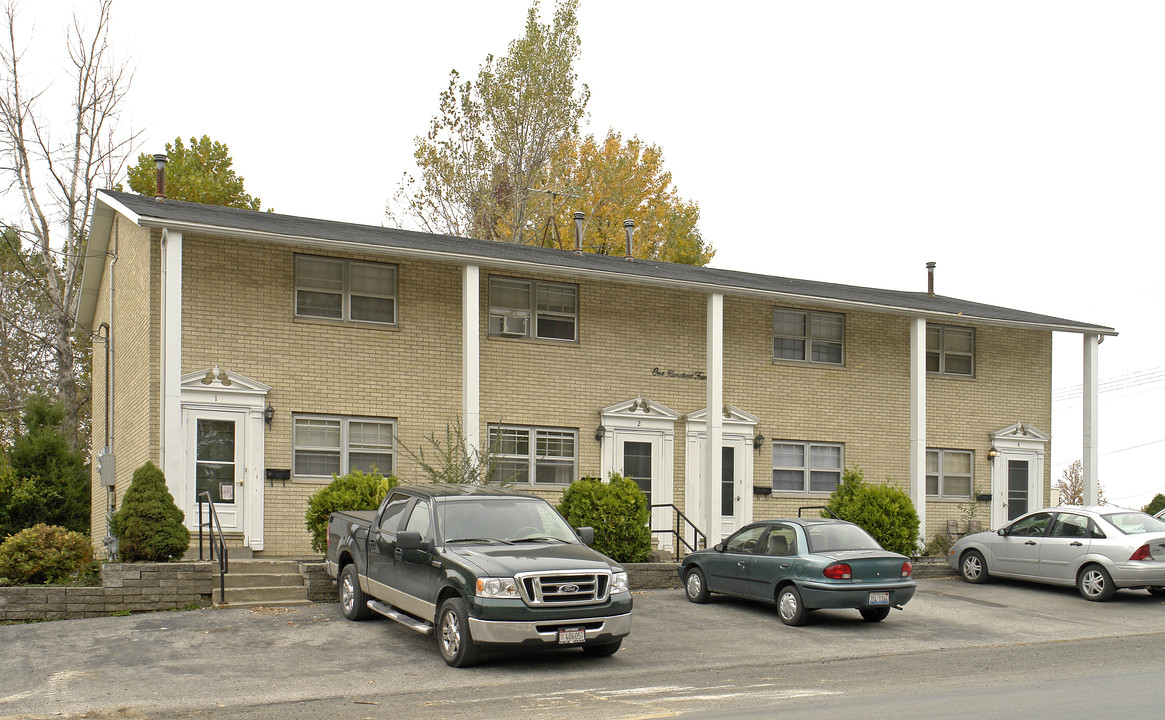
top-left (501, 314), bottom-right (528, 336)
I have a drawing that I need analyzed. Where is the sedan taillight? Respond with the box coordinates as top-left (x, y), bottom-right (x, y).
top-left (1130, 544), bottom-right (1153, 562)
top-left (901, 560), bottom-right (913, 577)
top-left (823, 563), bottom-right (852, 580)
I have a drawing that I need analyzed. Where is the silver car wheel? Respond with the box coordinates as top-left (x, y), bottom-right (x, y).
top-left (962, 554), bottom-right (982, 581)
top-left (686, 572), bottom-right (702, 598)
top-left (778, 590), bottom-right (798, 620)
top-left (440, 607), bottom-right (462, 657)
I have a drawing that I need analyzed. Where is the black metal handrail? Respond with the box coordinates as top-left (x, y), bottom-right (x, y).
top-left (649, 504), bottom-right (707, 559)
top-left (197, 492), bottom-right (229, 604)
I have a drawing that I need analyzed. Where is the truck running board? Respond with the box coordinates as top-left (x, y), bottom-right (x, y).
top-left (366, 600), bottom-right (433, 636)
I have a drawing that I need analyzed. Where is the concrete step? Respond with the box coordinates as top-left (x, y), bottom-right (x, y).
top-left (220, 585), bottom-right (310, 605)
top-left (211, 558), bottom-right (311, 607)
top-left (227, 559), bottom-right (302, 574)
top-left (224, 572), bottom-right (306, 588)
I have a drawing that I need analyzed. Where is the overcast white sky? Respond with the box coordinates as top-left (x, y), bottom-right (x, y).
top-left (17, 1), bottom-right (1165, 508)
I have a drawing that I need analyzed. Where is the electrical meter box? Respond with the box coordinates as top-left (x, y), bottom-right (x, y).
top-left (98, 452), bottom-right (115, 487)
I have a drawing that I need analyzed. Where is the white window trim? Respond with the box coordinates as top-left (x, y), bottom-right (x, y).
top-left (772, 308), bottom-right (845, 365)
top-left (488, 424), bottom-right (578, 485)
top-left (926, 324), bottom-right (974, 376)
top-left (292, 414), bottom-right (396, 479)
top-left (294, 255), bottom-right (398, 325)
top-left (771, 440), bottom-right (844, 494)
top-left (926, 448), bottom-right (974, 499)
top-left (488, 276), bottom-right (578, 342)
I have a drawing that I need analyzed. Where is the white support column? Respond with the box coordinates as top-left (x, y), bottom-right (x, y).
top-left (704, 293), bottom-right (724, 544)
top-left (909, 317), bottom-right (927, 544)
top-left (462, 265), bottom-right (481, 454)
top-left (160, 229), bottom-right (183, 493)
top-left (1083, 334), bottom-right (1100, 505)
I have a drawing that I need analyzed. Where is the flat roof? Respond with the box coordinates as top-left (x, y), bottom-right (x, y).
top-left (76, 189), bottom-right (1116, 337)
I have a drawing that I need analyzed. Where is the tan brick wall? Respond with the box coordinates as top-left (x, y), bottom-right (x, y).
top-left (89, 218), bottom-right (161, 554)
top-left (93, 223), bottom-right (1054, 556)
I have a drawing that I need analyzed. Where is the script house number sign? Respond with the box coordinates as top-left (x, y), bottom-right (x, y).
top-left (652, 367), bottom-right (707, 380)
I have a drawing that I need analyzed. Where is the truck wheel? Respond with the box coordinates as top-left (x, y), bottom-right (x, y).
top-left (437, 597), bottom-right (481, 668)
top-left (339, 564), bottom-right (373, 621)
top-left (582, 639), bottom-right (622, 657)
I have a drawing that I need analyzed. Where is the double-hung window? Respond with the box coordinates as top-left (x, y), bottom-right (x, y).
top-left (488, 425), bottom-right (577, 485)
top-left (295, 255), bottom-right (397, 325)
top-left (488, 277), bottom-right (577, 341)
top-left (773, 309), bottom-right (844, 365)
top-left (772, 441), bottom-right (843, 493)
top-left (293, 415), bottom-right (395, 478)
top-left (926, 449), bottom-right (973, 499)
top-left (926, 325), bottom-right (973, 376)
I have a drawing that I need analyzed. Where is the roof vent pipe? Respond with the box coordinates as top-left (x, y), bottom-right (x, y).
top-left (624, 219), bottom-right (635, 260)
top-left (573, 212), bottom-right (585, 255)
top-left (926, 261), bottom-right (936, 297)
top-left (153, 154), bottom-right (168, 202)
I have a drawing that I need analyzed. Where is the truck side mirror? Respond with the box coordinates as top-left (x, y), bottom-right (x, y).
top-left (397, 531), bottom-right (432, 552)
top-left (576, 527), bottom-right (595, 545)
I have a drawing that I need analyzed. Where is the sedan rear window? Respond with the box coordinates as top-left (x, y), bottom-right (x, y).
top-left (1102, 512), bottom-right (1165, 535)
top-left (806, 524), bottom-right (882, 553)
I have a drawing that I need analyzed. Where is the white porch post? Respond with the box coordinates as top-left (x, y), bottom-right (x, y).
top-left (704, 293), bottom-right (724, 544)
top-left (160, 229), bottom-right (183, 492)
top-left (909, 317), bottom-right (927, 544)
top-left (462, 265), bottom-right (480, 453)
top-left (1083, 334), bottom-right (1100, 505)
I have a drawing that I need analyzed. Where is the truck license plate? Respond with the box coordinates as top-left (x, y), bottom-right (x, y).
top-left (868, 591), bottom-right (890, 606)
top-left (557, 627), bottom-right (586, 645)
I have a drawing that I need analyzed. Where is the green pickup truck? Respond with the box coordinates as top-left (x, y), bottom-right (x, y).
top-left (325, 483), bottom-right (633, 667)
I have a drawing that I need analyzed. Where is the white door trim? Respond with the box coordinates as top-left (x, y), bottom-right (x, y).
top-left (990, 422), bottom-right (1049, 529)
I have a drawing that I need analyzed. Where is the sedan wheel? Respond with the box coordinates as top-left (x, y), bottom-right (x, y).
top-left (1077, 564), bottom-right (1117, 602)
top-left (776, 585), bottom-right (807, 626)
top-left (860, 606), bottom-right (891, 622)
top-left (1148, 587), bottom-right (1165, 597)
top-left (684, 568), bottom-right (710, 604)
top-left (960, 550), bottom-right (989, 584)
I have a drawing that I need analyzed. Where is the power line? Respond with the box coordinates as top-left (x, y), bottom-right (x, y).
top-left (1052, 366), bottom-right (1165, 401)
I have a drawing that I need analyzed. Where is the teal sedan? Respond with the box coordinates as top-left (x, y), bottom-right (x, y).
top-left (679, 519), bottom-right (916, 625)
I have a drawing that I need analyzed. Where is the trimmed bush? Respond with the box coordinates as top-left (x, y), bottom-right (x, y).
top-left (305, 470), bottom-right (398, 553)
top-left (0, 524), bottom-right (94, 586)
top-left (556, 474), bottom-right (651, 563)
top-left (110, 462), bottom-right (190, 562)
top-left (824, 467), bottom-right (920, 556)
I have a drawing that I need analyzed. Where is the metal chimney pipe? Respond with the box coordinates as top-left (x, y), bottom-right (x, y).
top-left (573, 212), bottom-right (585, 254)
top-left (624, 219), bottom-right (635, 260)
top-left (926, 261), bottom-right (936, 297)
top-left (153, 154), bottom-right (168, 202)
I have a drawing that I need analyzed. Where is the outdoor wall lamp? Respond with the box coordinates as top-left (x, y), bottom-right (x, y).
top-left (264, 404), bottom-right (275, 427)
top-left (987, 445), bottom-right (999, 460)
top-left (595, 425), bottom-right (605, 441)
top-left (753, 433), bottom-right (765, 450)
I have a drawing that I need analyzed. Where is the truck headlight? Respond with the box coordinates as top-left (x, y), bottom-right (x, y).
top-left (611, 571), bottom-right (629, 595)
top-left (476, 577), bottom-right (520, 598)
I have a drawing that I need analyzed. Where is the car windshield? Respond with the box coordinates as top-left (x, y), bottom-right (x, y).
top-left (806, 523), bottom-right (882, 553)
top-left (437, 498), bottom-right (578, 544)
top-left (1101, 512), bottom-right (1165, 535)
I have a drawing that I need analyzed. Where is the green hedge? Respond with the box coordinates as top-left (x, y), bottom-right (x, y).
top-left (824, 467), bottom-right (920, 556)
top-left (305, 470), bottom-right (398, 553)
top-left (0, 524), bottom-right (94, 585)
top-left (556, 474), bottom-right (651, 563)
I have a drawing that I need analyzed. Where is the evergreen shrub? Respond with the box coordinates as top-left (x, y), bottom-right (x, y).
top-left (556, 474), bottom-right (651, 563)
top-left (110, 462), bottom-right (190, 562)
top-left (825, 467), bottom-right (920, 556)
top-left (0, 524), bottom-right (94, 586)
top-left (305, 470), bottom-right (398, 553)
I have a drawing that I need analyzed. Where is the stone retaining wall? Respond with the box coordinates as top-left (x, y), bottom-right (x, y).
top-left (0, 563), bottom-right (214, 622)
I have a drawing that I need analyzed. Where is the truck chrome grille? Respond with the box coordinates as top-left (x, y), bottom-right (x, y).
top-left (516, 570), bottom-right (611, 606)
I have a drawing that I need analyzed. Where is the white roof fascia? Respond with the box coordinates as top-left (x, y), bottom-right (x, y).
top-left (124, 212), bottom-right (1118, 338)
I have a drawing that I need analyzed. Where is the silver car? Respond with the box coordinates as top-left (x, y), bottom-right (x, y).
top-left (948, 506), bottom-right (1165, 601)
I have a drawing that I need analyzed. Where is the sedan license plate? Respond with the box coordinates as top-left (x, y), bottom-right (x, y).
top-left (868, 591), bottom-right (890, 606)
top-left (557, 627), bottom-right (586, 645)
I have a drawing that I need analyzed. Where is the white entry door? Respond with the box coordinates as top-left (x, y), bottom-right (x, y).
top-left (186, 409), bottom-right (246, 533)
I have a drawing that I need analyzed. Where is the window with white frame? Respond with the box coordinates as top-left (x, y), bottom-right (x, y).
top-left (772, 441), bottom-right (843, 493)
top-left (773, 309), bottom-right (844, 365)
top-left (488, 425), bottom-right (576, 485)
top-left (295, 255), bottom-right (397, 325)
top-left (926, 325), bottom-right (973, 376)
top-left (488, 277), bottom-right (577, 341)
top-left (293, 415), bottom-right (395, 478)
top-left (926, 449), bottom-right (973, 499)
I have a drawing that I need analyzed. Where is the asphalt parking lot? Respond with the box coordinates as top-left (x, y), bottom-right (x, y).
top-left (2, 577), bottom-right (1164, 718)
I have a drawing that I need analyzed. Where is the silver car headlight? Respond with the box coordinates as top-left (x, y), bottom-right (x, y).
top-left (610, 571), bottom-right (629, 595)
top-left (475, 577), bottom-right (520, 598)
